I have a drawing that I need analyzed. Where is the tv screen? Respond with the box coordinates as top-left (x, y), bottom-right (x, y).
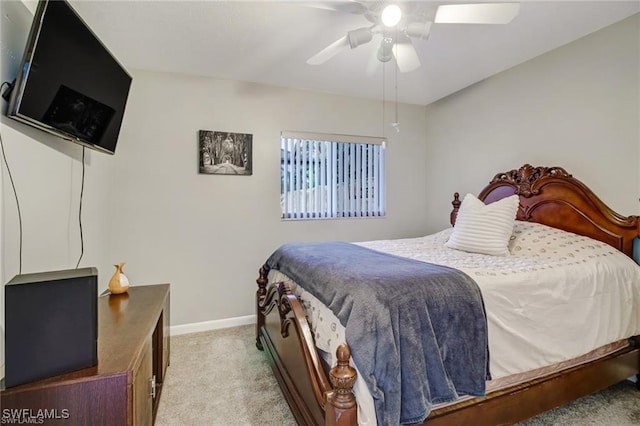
top-left (7, 0), bottom-right (132, 155)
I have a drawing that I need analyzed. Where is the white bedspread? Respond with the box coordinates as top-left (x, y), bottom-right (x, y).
top-left (268, 221), bottom-right (640, 426)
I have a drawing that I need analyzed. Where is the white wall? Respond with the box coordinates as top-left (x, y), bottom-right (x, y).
top-left (108, 71), bottom-right (429, 326)
top-left (423, 14), bottom-right (640, 233)
top-left (0, 125), bottom-right (115, 279)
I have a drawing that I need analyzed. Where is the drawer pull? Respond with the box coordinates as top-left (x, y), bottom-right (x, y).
top-left (150, 375), bottom-right (157, 398)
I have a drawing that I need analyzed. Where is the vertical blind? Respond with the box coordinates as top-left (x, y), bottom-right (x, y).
top-left (281, 131), bottom-right (386, 219)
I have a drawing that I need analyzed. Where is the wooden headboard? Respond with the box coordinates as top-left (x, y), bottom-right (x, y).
top-left (450, 164), bottom-right (639, 259)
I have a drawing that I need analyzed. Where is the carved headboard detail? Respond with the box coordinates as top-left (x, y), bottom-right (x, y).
top-left (451, 164), bottom-right (639, 259)
top-left (488, 164), bottom-right (572, 198)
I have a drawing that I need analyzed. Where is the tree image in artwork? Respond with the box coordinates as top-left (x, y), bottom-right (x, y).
top-left (199, 130), bottom-right (253, 175)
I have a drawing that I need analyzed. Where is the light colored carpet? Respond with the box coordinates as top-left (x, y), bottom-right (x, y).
top-left (155, 325), bottom-right (296, 426)
top-left (155, 325), bottom-right (640, 425)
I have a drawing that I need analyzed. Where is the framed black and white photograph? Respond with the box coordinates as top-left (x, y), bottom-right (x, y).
top-left (199, 130), bottom-right (253, 175)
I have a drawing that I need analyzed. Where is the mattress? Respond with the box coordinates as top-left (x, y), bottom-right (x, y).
top-left (267, 221), bottom-right (640, 426)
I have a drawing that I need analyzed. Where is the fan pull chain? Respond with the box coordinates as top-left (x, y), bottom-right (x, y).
top-left (382, 53), bottom-right (386, 138)
top-left (391, 28), bottom-right (400, 133)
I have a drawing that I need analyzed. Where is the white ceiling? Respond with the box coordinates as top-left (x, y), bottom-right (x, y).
top-left (68, 0), bottom-right (640, 106)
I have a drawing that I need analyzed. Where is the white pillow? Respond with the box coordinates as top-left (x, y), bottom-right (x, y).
top-left (445, 193), bottom-right (519, 256)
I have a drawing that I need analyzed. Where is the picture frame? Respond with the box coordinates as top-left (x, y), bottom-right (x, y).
top-left (198, 130), bottom-right (253, 175)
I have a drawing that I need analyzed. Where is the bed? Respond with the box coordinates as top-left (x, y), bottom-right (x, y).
top-left (255, 164), bottom-right (640, 426)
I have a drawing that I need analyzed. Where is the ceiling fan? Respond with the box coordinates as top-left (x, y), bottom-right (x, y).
top-left (306, 2), bottom-right (521, 73)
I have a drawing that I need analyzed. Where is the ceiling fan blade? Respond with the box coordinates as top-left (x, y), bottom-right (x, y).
top-left (435, 3), bottom-right (520, 24)
top-left (307, 35), bottom-right (350, 65)
top-left (392, 34), bottom-right (421, 73)
top-left (302, 1), bottom-right (367, 15)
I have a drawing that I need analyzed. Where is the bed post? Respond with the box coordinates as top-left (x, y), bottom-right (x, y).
top-left (255, 266), bottom-right (268, 350)
top-left (326, 344), bottom-right (357, 426)
top-left (450, 192), bottom-right (461, 226)
top-left (633, 337), bottom-right (640, 391)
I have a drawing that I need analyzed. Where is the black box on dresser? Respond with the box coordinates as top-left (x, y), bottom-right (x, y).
top-left (4, 267), bottom-right (98, 388)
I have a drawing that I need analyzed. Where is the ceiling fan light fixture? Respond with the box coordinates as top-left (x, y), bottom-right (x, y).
top-left (347, 27), bottom-right (373, 49)
top-left (377, 37), bottom-right (394, 62)
top-left (381, 4), bottom-right (402, 27)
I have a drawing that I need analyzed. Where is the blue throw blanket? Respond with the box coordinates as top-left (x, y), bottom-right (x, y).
top-left (265, 241), bottom-right (489, 425)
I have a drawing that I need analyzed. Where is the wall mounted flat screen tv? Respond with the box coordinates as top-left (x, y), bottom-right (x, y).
top-left (6, 0), bottom-right (132, 155)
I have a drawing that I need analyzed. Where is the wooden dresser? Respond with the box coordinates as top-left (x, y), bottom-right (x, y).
top-left (1, 284), bottom-right (170, 426)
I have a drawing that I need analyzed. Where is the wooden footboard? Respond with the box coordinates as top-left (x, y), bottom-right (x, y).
top-left (256, 267), bottom-right (357, 426)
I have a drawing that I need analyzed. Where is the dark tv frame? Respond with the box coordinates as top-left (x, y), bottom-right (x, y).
top-left (6, 0), bottom-right (131, 155)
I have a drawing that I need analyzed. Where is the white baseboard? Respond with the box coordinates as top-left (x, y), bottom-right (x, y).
top-left (170, 314), bottom-right (256, 336)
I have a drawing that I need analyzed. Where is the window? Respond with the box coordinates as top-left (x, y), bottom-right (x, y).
top-left (281, 131), bottom-right (386, 219)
